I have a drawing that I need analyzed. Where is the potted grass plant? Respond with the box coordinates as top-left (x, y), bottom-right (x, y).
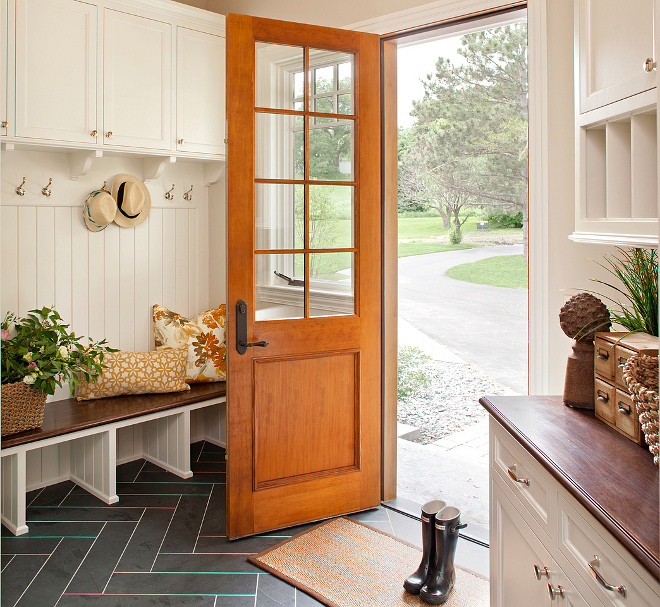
top-left (1, 307), bottom-right (115, 435)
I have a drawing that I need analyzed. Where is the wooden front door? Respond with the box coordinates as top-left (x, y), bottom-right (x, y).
top-left (226, 14), bottom-right (381, 538)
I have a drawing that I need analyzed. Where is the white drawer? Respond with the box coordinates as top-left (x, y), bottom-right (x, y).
top-left (490, 419), bottom-right (554, 538)
top-left (558, 494), bottom-right (660, 607)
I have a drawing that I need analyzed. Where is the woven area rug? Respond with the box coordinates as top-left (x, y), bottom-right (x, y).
top-left (248, 516), bottom-right (489, 607)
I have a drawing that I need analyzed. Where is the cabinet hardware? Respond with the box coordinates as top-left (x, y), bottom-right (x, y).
top-left (618, 356), bottom-right (627, 368)
top-left (618, 401), bottom-right (631, 415)
top-left (236, 299), bottom-right (269, 355)
top-left (41, 178), bottom-right (53, 197)
top-left (178, 138), bottom-right (186, 145)
top-left (106, 131), bottom-right (113, 139)
top-left (15, 177), bottom-right (26, 196)
top-left (183, 185), bottom-right (193, 201)
top-left (1, 121), bottom-right (7, 128)
top-left (588, 556), bottom-right (626, 597)
top-left (90, 130), bottom-right (98, 137)
top-left (534, 565), bottom-right (549, 580)
top-left (596, 347), bottom-right (609, 360)
top-left (165, 184), bottom-right (175, 200)
top-left (644, 57), bottom-right (657, 72)
top-left (596, 389), bottom-right (609, 403)
top-left (547, 584), bottom-right (565, 600)
top-left (506, 464), bottom-right (529, 487)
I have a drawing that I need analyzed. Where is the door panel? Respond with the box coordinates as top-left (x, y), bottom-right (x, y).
top-left (226, 13), bottom-right (381, 538)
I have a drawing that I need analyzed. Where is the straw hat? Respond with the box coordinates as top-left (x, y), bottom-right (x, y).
top-left (111, 174), bottom-right (152, 227)
top-left (83, 188), bottom-right (117, 232)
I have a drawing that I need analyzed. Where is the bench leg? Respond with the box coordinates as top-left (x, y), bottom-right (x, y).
top-left (142, 411), bottom-right (192, 478)
top-left (69, 430), bottom-right (118, 504)
top-left (1, 451), bottom-right (29, 535)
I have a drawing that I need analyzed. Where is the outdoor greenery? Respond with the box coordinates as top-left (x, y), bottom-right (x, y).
top-left (398, 242), bottom-right (477, 257)
top-left (1, 307), bottom-right (116, 396)
top-left (398, 24), bottom-right (529, 256)
top-left (397, 345), bottom-right (431, 403)
top-left (588, 248), bottom-right (658, 336)
top-left (446, 255), bottom-right (528, 289)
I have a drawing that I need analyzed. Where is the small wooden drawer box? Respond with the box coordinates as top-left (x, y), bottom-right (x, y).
top-left (594, 332), bottom-right (658, 444)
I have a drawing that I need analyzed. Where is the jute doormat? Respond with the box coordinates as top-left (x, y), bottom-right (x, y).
top-left (248, 516), bottom-right (489, 607)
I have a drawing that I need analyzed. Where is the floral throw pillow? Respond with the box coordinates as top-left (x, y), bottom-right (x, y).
top-left (153, 304), bottom-right (227, 382)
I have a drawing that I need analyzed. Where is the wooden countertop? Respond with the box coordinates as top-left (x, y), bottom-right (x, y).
top-left (2, 382), bottom-right (226, 450)
top-left (480, 395), bottom-right (659, 580)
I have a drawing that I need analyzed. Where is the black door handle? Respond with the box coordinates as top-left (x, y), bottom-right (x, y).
top-left (236, 300), bottom-right (269, 355)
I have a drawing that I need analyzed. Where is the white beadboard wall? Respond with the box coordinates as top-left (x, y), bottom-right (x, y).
top-left (1, 149), bottom-right (217, 402)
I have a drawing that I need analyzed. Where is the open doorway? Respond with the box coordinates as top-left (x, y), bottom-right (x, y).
top-left (388, 8), bottom-right (529, 541)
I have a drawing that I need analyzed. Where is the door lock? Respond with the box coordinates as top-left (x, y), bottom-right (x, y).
top-left (236, 300), bottom-right (269, 355)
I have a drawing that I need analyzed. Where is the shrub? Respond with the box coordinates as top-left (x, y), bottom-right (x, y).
top-left (449, 228), bottom-right (462, 244)
top-left (397, 346), bottom-right (431, 403)
top-left (487, 212), bottom-right (523, 229)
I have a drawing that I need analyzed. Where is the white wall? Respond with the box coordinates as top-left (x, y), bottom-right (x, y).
top-left (0, 150), bottom-right (212, 400)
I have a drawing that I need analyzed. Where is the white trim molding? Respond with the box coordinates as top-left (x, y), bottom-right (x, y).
top-left (568, 231), bottom-right (659, 248)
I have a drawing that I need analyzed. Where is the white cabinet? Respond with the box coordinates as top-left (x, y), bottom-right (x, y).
top-left (1, 0), bottom-right (8, 137)
top-left (176, 27), bottom-right (225, 155)
top-left (14, 0), bottom-right (97, 144)
top-left (103, 9), bottom-right (171, 150)
top-left (577, 0), bottom-right (655, 114)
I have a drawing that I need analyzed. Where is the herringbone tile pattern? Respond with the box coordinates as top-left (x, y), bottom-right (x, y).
top-left (1, 441), bottom-right (488, 607)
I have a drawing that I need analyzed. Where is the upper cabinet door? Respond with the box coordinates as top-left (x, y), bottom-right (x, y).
top-left (176, 27), bottom-right (225, 156)
top-left (578, 0), bottom-right (656, 113)
top-left (103, 9), bottom-right (171, 150)
top-left (15, 0), bottom-right (97, 143)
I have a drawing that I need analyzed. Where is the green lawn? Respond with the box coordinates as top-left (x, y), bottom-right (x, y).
top-left (398, 242), bottom-right (479, 257)
top-left (445, 254), bottom-right (528, 289)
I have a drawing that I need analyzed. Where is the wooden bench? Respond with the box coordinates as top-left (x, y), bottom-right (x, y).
top-left (1, 382), bottom-right (226, 536)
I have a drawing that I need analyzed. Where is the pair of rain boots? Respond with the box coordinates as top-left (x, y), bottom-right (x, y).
top-left (403, 500), bottom-right (467, 605)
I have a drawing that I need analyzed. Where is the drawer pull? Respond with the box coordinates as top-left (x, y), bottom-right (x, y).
top-left (618, 356), bottom-right (627, 368)
top-left (618, 401), bottom-right (631, 415)
top-left (507, 464), bottom-right (530, 487)
top-left (596, 389), bottom-right (609, 403)
top-left (534, 564), bottom-right (550, 580)
top-left (547, 584), bottom-right (565, 600)
top-left (596, 347), bottom-right (609, 360)
top-left (588, 556), bottom-right (626, 598)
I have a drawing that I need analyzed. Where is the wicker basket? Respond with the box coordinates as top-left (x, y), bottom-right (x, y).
top-left (1, 381), bottom-right (47, 436)
top-left (622, 354), bottom-right (659, 466)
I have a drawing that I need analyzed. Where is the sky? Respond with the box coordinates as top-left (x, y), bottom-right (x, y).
top-left (397, 36), bottom-right (464, 129)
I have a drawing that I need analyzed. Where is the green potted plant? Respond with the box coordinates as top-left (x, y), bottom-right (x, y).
top-left (1, 307), bottom-right (115, 436)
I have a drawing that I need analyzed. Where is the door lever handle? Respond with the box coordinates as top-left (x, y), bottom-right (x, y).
top-left (236, 299), bottom-right (268, 355)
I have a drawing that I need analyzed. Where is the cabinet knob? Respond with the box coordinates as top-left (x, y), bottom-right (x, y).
top-left (106, 131), bottom-right (113, 139)
top-left (90, 130), bottom-right (98, 137)
top-left (533, 565), bottom-right (550, 580)
top-left (644, 57), bottom-right (657, 72)
top-left (178, 138), bottom-right (186, 145)
top-left (1, 121), bottom-right (7, 129)
top-left (547, 584), bottom-right (565, 600)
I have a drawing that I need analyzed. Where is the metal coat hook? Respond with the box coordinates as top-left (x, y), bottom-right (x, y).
top-left (165, 184), bottom-right (175, 200)
top-left (42, 178), bottom-right (53, 197)
top-left (183, 185), bottom-right (193, 202)
top-left (15, 177), bottom-right (26, 196)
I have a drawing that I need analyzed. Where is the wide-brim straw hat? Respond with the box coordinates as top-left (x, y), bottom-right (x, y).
top-left (111, 174), bottom-right (152, 227)
top-left (83, 189), bottom-right (117, 232)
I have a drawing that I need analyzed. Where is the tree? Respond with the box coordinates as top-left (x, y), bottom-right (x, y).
top-left (398, 24), bottom-right (529, 257)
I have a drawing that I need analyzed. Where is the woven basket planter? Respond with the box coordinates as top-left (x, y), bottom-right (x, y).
top-left (622, 354), bottom-right (659, 466)
top-left (1, 381), bottom-right (47, 436)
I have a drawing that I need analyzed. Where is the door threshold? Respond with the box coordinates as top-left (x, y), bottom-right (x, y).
top-left (382, 498), bottom-right (489, 548)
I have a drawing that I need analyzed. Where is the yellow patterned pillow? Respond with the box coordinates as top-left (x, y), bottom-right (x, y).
top-left (153, 304), bottom-right (227, 382)
top-left (76, 348), bottom-right (190, 401)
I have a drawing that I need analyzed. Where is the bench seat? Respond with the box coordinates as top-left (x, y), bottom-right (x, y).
top-left (1, 382), bottom-right (226, 536)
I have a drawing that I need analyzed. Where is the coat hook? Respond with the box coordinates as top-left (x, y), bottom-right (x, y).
top-left (41, 178), bottom-right (53, 197)
top-left (165, 184), bottom-right (175, 200)
top-left (15, 177), bottom-right (26, 196)
top-left (183, 185), bottom-right (193, 202)
top-left (101, 180), bottom-right (108, 191)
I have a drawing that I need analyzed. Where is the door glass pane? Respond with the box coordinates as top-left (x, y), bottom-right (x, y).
top-left (255, 183), bottom-right (304, 250)
top-left (255, 253), bottom-right (304, 320)
top-left (255, 113), bottom-right (304, 180)
top-left (309, 121), bottom-right (353, 181)
top-left (314, 96), bottom-right (334, 124)
top-left (255, 42), bottom-right (304, 110)
top-left (309, 185), bottom-right (354, 249)
top-left (309, 252), bottom-right (354, 317)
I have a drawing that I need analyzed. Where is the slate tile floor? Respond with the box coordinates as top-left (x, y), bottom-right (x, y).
top-left (1, 441), bottom-right (488, 607)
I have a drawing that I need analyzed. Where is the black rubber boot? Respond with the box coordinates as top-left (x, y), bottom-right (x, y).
top-left (403, 500), bottom-right (445, 595)
top-left (419, 506), bottom-right (467, 604)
